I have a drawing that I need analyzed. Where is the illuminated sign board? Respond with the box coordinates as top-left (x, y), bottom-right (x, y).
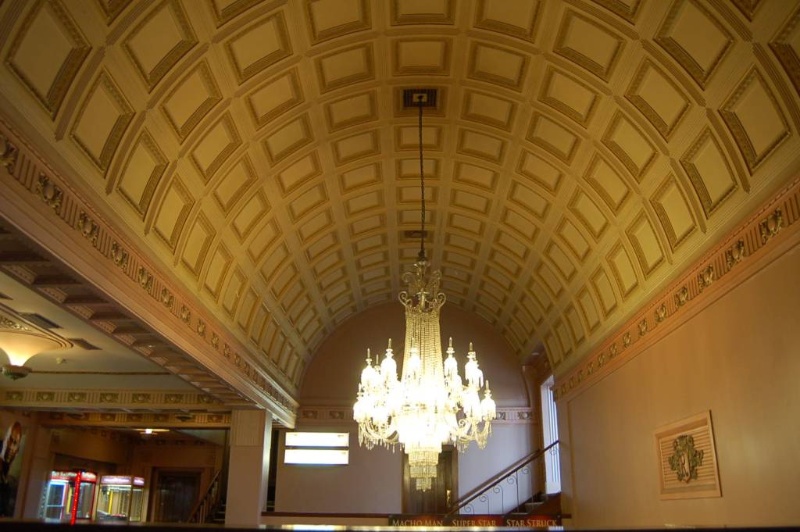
top-left (284, 432), bottom-right (350, 465)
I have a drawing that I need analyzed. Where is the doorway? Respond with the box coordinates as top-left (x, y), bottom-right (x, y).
top-left (149, 469), bottom-right (201, 523)
top-left (402, 447), bottom-right (457, 514)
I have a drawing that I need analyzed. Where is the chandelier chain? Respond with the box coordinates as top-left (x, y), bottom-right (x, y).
top-left (354, 90), bottom-right (496, 492)
top-left (417, 100), bottom-right (426, 262)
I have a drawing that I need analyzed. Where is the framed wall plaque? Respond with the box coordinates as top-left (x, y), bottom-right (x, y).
top-left (655, 411), bottom-right (721, 500)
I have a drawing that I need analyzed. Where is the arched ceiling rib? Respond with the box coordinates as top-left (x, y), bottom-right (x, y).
top-left (1, 0), bottom-right (799, 390)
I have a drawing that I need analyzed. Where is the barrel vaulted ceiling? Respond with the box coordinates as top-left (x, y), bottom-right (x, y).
top-left (1, 0), bottom-right (800, 405)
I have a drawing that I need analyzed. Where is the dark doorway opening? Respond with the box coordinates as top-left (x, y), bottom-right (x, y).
top-left (149, 469), bottom-right (201, 523)
top-left (402, 447), bottom-right (457, 514)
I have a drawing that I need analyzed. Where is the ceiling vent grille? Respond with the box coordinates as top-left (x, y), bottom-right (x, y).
top-left (20, 313), bottom-right (60, 329)
top-left (69, 338), bottom-right (100, 350)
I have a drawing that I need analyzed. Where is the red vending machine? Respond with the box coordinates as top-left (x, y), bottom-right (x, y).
top-left (41, 470), bottom-right (98, 524)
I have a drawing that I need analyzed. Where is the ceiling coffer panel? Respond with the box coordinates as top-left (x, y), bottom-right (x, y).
top-left (0, 0), bottom-right (797, 388)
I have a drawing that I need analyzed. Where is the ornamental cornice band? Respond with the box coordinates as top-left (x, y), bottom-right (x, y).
top-left (298, 406), bottom-right (534, 425)
top-left (0, 134), bottom-right (18, 171)
top-left (0, 120), bottom-right (297, 422)
top-left (557, 177), bottom-right (800, 401)
top-left (5, 389), bottom-right (225, 410)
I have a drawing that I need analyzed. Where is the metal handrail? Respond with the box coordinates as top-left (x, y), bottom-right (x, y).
top-left (445, 440), bottom-right (559, 517)
top-left (188, 469), bottom-right (223, 524)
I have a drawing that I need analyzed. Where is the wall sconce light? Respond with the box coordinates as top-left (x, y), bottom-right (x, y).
top-left (2, 364), bottom-right (32, 380)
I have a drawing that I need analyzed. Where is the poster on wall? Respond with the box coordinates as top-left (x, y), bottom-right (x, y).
top-left (0, 420), bottom-right (24, 517)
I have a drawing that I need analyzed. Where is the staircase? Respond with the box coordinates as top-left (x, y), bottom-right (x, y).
top-left (507, 491), bottom-right (562, 519)
top-left (446, 441), bottom-right (562, 520)
top-left (207, 501), bottom-right (226, 524)
top-left (187, 470), bottom-right (225, 524)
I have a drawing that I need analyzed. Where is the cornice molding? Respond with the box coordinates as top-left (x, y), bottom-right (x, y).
top-left (3, 388), bottom-right (226, 412)
top-left (0, 304), bottom-right (74, 350)
top-left (297, 405), bottom-right (534, 426)
top-left (555, 176), bottom-right (800, 401)
top-left (0, 122), bottom-right (297, 426)
top-left (39, 410), bottom-right (231, 429)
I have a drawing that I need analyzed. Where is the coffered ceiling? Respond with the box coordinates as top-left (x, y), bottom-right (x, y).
top-left (1, 0), bottom-right (800, 420)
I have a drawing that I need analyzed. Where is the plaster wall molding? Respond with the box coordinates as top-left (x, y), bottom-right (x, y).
top-left (0, 123), bottom-right (297, 426)
top-left (556, 176), bottom-right (800, 401)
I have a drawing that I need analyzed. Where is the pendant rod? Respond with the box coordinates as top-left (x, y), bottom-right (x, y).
top-left (417, 100), bottom-right (426, 262)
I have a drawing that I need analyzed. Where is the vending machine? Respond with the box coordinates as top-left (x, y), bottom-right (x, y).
top-left (41, 470), bottom-right (98, 524)
top-left (95, 475), bottom-right (145, 522)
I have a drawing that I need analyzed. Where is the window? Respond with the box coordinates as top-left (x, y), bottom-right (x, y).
top-left (540, 376), bottom-right (561, 494)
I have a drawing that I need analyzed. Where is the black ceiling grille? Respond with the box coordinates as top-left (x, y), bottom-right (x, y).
top-left (69, 338), bottom-right (100, 350)
top-left (20, 312), bottom-right (60, 329)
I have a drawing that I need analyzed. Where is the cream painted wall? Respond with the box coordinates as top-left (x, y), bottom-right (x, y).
top-left (280, 302), bottom-right (534, 513)
top-left (275, 424), bottom-right (403, 514)
top-left (300, 302), bottom-right (529, 407)
top-left (51, 428), bottom-right (132, 466)
top-left (561, 241), bottom-right (800, 527)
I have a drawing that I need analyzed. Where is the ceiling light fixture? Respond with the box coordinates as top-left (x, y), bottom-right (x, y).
top-left (354, 89), bottom-right (496, 492)
top-left (137, 427), bottom-right (168, 434)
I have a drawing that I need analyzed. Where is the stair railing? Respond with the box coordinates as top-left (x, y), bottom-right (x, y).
top-left (446, 440), bottom-right (559, 517)
top-left (188, 469), bottom-right (223, 524)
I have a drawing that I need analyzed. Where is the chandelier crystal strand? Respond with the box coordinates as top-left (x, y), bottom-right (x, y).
top-left (353, 91), bottom-right (496, 491)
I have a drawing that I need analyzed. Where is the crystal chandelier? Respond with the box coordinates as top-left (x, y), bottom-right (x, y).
top-left (353, 90), bottom-right (496, 492)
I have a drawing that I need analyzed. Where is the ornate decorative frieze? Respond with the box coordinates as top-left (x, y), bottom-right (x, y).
top-left (0, 114), bottom-right (297, 425)
top-left (6, 389), bottom-right (224, 411)
top-left (43, 411), bottom-right (231, 428)
top-left (759, 208), bottom-right (782, 243)
top-left (0, 121), bottom-right (298, 424)
top-left (556, 178), bottom-right (800, 402)
top-left (137, 266), bottom-right (153, 290)
top-left (0, 315), bottom-right (28, 331)
top-left (111, 241), bottom-right (128, 268)
top-left (655, 303), bottom-right (667, 323)
top-left (697, 265), bottom-right (714, 292)
top-left (180, 305), bottom-right (191, 323)
top-left (297, 405), bottom-right (534, 425)
top-left (161, 288), bottom-right (174, 308)
top-left (725, 240), bottom-right (745, 269)
top-left (67, 392), bottom-right (86, 402)
top-left (0, 134), bottom-right (18, 171)
top-left (36, 174), bottom-right (62, 214)
top-left (675, 285), bottom-right (689, 307)
top-left (77, 211), bottom-right (99, 246)
top-left (638, 318), bottom-right (648, 337)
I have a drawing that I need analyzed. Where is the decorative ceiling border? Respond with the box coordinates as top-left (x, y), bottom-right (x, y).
top-left (40, 411), bottom-right (231, 428)
top-left (3, 389), bottom-right (225, 411)
top-left (297, 405), bottom-right (534, 426)
top-left (555, 176), bottom-right (800, 402)
top-left (0, 304), bottom-right (74, 350)
top-left (0, 120), bottom-right (297, 426)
